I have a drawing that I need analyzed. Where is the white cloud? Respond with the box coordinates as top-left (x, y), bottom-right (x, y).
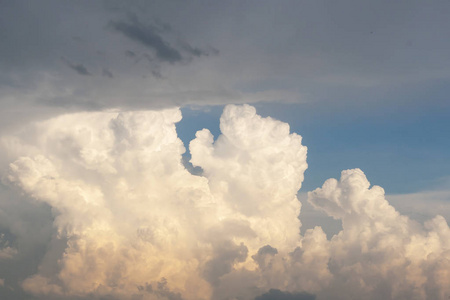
top-left (308, 169), bottom-right (450, 300)
top-left (190, 104), bottom-right (308, 252)
top-left (2, 105), bottom-right (308, 299)
top-left (1, 105), bottom-right (449, 300)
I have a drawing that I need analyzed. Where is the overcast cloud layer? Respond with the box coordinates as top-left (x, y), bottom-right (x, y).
top-left (0, 105), bottom-right (448, 300)
top-left (1, 0), bottom-right (450, 131)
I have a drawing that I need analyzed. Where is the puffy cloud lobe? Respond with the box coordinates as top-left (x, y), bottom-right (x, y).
top-left (2, 105), bottom-right (309, 299)
top-left (5, 109), bottom-right (213, 299)
top-left (308, 169), bottom-right (450, 300)
top-left (190, 104), bottom-right (307, 253)
top-left (1, 105), bottom-right (450, 300)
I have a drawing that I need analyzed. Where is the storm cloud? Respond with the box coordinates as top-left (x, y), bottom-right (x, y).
top-left (1, 0), bottom-right (449, 128)
top-left (1, 105), bottom-right (449, 300)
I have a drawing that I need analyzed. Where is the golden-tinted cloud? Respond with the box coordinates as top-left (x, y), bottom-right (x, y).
top-left (2, 105), bottom-right (449, 300)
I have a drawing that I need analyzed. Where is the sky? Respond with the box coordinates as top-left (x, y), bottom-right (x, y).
top-left (0, 1), bottom-right (449, 299)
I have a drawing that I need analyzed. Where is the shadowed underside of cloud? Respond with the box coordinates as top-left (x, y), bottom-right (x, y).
top-left (2, 0), bottom-right (450, 134)
top-left (255, 289), bottom-right (315, 300)
top-left (0, 105), bottom-right (449, 300)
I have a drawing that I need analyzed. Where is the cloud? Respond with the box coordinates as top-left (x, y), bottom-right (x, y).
top-left (1, 105), bottom-right (449, 300)
top-left (109, 15), bottom-right (212, 64)
top-left (387, 189), bottom-right (450, 223)
top-left (0, 233), bottom-right (17, 260)
top-left (61, 57), bottom-right (92, 76)
top-left (67, 63), bottom-right (91, 76)
top-left (102, 68), bottom-right (114, 78)
top-left (308, 169), bottom-right (450, 300)
top-left (203, 241), bottom-right (248, 286)
top-left (125, 50), bottom-right (136, 58)
top-left (1, 0), bottom-right (450, 129)
top-left (255, 289), bottom-right (315, 300)
top-left (1, 105), bottom-right (308, 299)
top-left (2, 0), bottom-right (448, 139)
top-left (0, 1), bottom-right (227, 129)
top-left (110, 18), bottom-right (183, 63)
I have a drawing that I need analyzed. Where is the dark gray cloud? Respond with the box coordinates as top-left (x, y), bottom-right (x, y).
top-left (0, 0), bottom-right (449, 130)
top-left (256, 245), bottom-right (278, 256)
top-left (102, 68), bottom-right (113, 78)
top-left (125, 50), bottom-right (136, 58)
top-left (65, 62), bottom-right (92, 76)
top-left (203, 241), bottom-right (248, 286)
top-left (252, 245), bottom-right (278, 269)
top-left (254, 289), bottom-right (316, 300)
top-left (110, 17), bottom-right (183, 63)
top-left (180, 41), bottom-right (217, 58)
top-left (108, 15), bottom-right (213, 65)
top-left (137, 278), bottom-right (184, 300)
top-left (0, 184), bottom-right (55, 300)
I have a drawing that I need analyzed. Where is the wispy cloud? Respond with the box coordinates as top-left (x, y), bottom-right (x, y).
top-left (110, 18), bottom-right (183, 63)
top-left (61, 57), bottom-right (92, 76)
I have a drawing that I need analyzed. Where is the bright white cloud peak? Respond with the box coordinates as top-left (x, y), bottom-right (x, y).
top-left (2, 105), bottom-right (449, 300)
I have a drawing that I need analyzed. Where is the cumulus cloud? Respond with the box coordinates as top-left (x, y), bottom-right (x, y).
top-left (190, 104), bottom-right (308, 252)
top-left (1, 105), bottom-right (307, 300)
top-left (308, 169), bottom-right (450, 300)
top-left (0, 105), bottom-right (449, 300)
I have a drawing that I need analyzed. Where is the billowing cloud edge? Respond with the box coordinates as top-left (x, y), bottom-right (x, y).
top-left (0, 105), bottom-right (449, 300)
